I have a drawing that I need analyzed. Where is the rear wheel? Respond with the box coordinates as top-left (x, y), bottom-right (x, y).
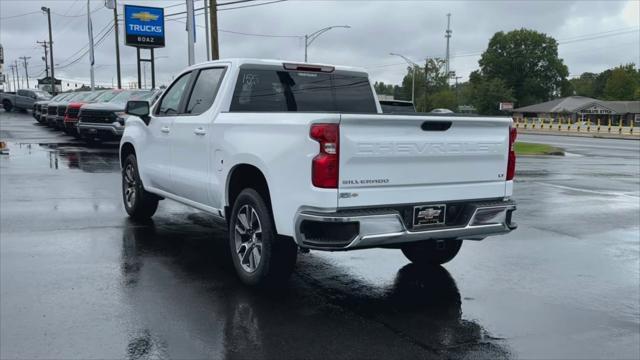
top-left (229, 188), bottom-right (297, 287)
top-left (122, 154), bottom-right (158, 221)
top-left (401, 239), bottom-right (462, 266)
top-left (2, 100), bottom-right (12, 112)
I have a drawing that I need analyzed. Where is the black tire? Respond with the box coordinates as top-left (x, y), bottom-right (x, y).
top-left (122, 154), bottom-right (159, 221)
top-left (2, 100), bottom-right (12, 112)
top-left (229, 188), bottom-right (297, 287)
top-left (401, 239), bottom-right (463, 266)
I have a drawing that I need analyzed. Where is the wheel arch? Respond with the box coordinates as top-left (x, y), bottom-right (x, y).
top-left (120, 142), bottom-right (136, 168)
top-left (225, 163), bottom-right (274, 228)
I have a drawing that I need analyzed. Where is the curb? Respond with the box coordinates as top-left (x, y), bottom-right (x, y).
top-left (518, 131), bottom-right (640, 141)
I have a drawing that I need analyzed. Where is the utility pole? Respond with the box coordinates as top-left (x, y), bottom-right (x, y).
top-left (14, 60), bottom-right (21, 88)
top-left (88, 0), bottom-right (95, 91)
top-left (204, 0), bottom-right (211, 61)
top-left (19, 56), bottom-right (31, 88)
top-left (37, 41), bottom-right (49, 79)
top-left (445, 13), bottom-right (452, 81)
top-left (209, 0), bottom-right (219, 60)
top-left (112, 0), bottom-right (122, 88)
top-left (10, 64), bottom-right (17, 90)
top-left (42, 7), bottom-right (56, 95)
top-left (186, 0), bottom-right (195, 65)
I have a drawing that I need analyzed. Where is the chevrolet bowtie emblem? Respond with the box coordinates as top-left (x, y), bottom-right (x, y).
top-left (418, 209), bottom-right (441, 219)
top-left (132, 11), bottom-right (158, 22)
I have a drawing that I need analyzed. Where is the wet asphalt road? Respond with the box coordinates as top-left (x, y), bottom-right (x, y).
top-left (1, 111), bottom-right (639, 359)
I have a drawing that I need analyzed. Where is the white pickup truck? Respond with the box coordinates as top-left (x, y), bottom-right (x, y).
top-left (120, 58), bottom-right (517, 286)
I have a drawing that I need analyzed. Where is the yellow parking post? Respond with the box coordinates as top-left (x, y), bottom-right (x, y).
top-left (587, 119), bottom-right (591, 132)
top-left (597, 118), bottom-right (601, 132)
top-left (524, 117), bottom-right (528, 129)
top-left (558, 117), bottom-right (562, 131)
top-left (630, 120), bottom-right (634, 135)
top-left (608, 118), bottom-right (612, 133)
top-left (619, 118), bottom-right (623, 134)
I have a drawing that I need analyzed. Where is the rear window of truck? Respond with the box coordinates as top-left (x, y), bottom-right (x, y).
top-left (230, 68), bottom-right (377, 113)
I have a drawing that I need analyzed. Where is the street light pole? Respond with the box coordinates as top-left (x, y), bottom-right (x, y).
top-left (389, 52), bottom-right (418, 105)
top-left (304, 25), bottom-right (351, 62)
top-left (42, 7), bottom-right (56, 95)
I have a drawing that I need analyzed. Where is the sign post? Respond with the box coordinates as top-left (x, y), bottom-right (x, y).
top-left (124, 5), bottom-right (165, 89)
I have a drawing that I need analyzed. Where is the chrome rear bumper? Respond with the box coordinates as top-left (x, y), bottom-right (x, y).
top-left (294, 200), bottom-right (516, 251)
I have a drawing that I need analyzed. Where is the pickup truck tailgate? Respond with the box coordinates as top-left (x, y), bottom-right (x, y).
top-left (338, 114), bottom-right (511, 208)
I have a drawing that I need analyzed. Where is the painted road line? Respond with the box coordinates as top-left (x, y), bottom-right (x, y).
top-left (537, 182), bottom-right (640, 200)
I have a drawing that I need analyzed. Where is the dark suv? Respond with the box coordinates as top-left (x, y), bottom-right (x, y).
top-left (78, 90), bottom-right (162, 143)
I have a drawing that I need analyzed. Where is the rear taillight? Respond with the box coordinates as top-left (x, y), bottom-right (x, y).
top-left (310, 123), bottom-right (339, 188)
top-left (507, 126), bottom-right (517, 180)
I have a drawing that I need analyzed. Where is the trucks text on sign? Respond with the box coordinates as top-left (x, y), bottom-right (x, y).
top-left (124, 5), bottom-right (165, 48)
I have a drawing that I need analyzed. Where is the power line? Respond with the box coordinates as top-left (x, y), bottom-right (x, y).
top-left (219, 0), bottom-right (286, 11)
top-left (51, 6), bottom-right (103, 17)
top-left (165, 0), bottom-right (285, 17)
top-left (168, 18), bottom-right (300, 38)
top-left (57, 26), bottom-right (114, 70)
top-left (0, 11), bottom-right (40, 20)
top-left (56, 20), bottom-right (114, 67)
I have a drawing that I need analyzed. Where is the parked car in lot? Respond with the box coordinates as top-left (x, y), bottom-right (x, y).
top-left (119, 58), bottom-right (518, 286)
top-left (53, 91), bottom-right (101, 130)
top-left (64, 89), bottom-right (124, 136)
top-left (379, 99), bottom-right (416, 114)
top-left (78, 89), bottom-right (161, 143)
top-left (46, 92), bottom-right (87, 128)
top-left (38, 93), bottom-right (72, 124)
top-left (2, 89), bottom-right (51, 112)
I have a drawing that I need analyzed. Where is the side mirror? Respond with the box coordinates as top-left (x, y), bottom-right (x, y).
top-left (125, 100), bottom-right (150, 125)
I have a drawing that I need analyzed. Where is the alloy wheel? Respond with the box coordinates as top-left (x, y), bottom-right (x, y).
top-left (234, 204), bottom-right (263, 273)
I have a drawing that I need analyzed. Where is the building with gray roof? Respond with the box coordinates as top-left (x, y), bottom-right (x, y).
top-left (512, 96), bottom-right (640, 126)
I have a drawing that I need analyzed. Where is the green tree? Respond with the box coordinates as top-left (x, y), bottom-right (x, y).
top-left (603, 64), bottom-right (639, 100)
top-left (373, 81), bottom-right (394, 96)
top-left (468, 72), bottom-right (515, 115)
top-left (429, 89), bottom-right (457, 111)
top-left (477, 29), bottom-right (569, 106)
top-left (592, 69), bottom-right (612, 98)
top-left (570, 72), bottom-right (597, 97)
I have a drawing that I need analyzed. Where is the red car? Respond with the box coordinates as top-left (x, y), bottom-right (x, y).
top-left (64, 90), bottom-right (124, 136)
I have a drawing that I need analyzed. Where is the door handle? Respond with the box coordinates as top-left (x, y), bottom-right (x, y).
top-left (161, 126), bottom-right (170, 134)
top-left (194, 127), bottom-right (207, 136)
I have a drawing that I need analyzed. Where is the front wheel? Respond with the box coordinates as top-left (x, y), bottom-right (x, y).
top-left (2, 100), bottom-right (12, 112)
top-left (401, 239), bottom-right (462, 266)
top-left (122, 154), bottom-right (159, 221)
top-left (229, 189), bottom-right (297, 287)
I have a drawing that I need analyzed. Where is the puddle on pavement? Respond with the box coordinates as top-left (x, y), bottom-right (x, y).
top-left (1, 141), bottom-right (120, 173)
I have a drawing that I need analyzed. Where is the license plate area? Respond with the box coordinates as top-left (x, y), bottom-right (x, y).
top-left (413, 204), bottom-right (446, 228)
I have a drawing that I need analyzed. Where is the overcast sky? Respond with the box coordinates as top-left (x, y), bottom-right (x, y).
top-left (1, 0), bottom-right (638, 89)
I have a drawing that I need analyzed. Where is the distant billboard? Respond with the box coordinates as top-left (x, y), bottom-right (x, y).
top-left (124, 5), bottom-right (165, 48)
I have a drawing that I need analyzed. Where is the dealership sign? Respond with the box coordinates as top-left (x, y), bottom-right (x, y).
top-left (124, 5), bottom-right (165, 48)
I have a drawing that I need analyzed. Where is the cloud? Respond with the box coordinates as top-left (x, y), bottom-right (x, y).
top-left (1, 0), bottom-right (638, 89)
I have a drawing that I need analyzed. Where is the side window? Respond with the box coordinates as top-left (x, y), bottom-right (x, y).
top-left (17, 90), bottom-right (27, 97)
top-left (185, 68), bottom-right (226, 115)
top-left (157, 72), bottom-right (192, 116)
top-left (230, 69), bottom-right (287, 112)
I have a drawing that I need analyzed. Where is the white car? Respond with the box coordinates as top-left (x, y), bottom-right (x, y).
top-left (120, 58), bottom-right (517, 286)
